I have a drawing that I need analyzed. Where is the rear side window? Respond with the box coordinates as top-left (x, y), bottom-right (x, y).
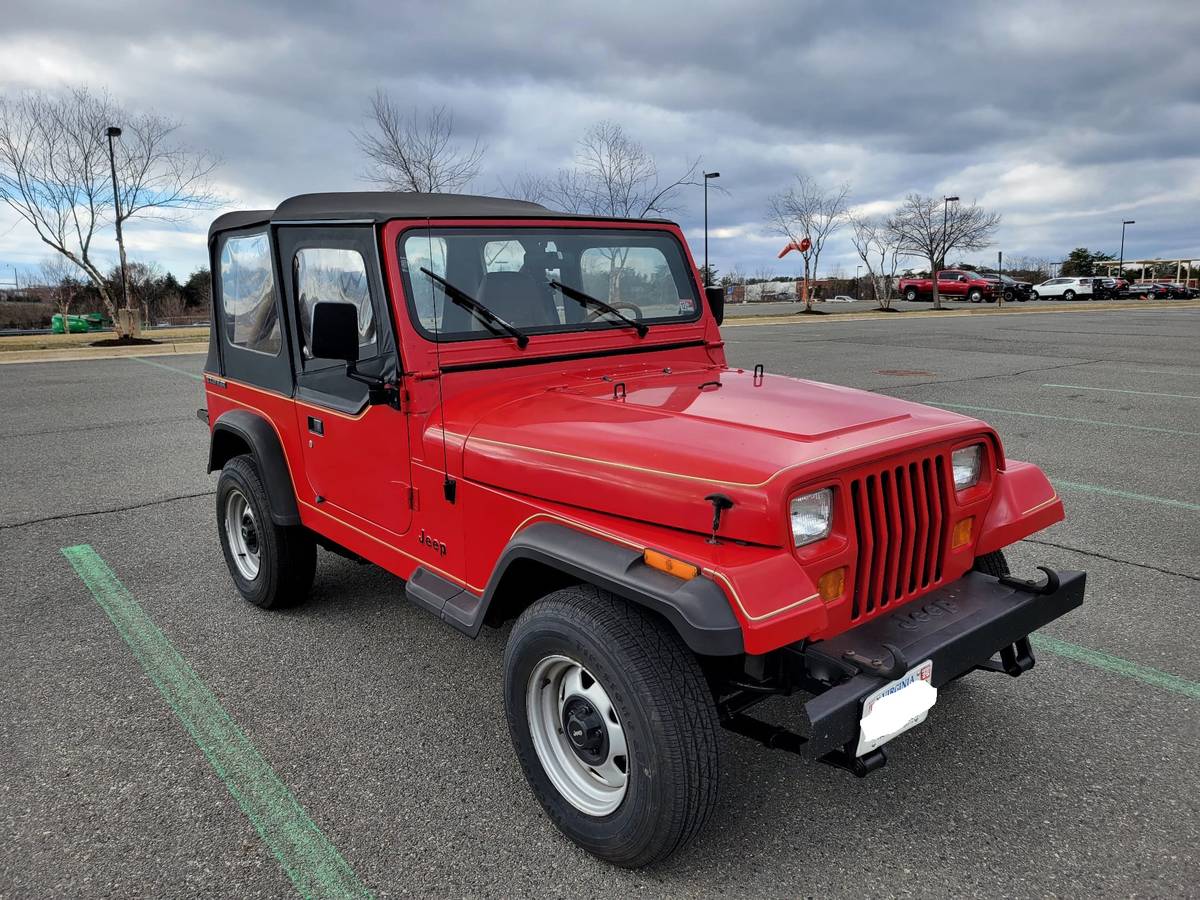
top-left (220, 232), bottom-right (280, 355)
top-left (294, 247), bottom-right (377, 361)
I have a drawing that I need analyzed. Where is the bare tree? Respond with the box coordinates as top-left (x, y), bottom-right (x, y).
top-left (505, 122), bottom-right (704, 298)
top-left (767, 174), bottom-right (850, 311)
top-left (887, 194), bottom-right (1001, 309)
top-left (0, 86), bottom-right (218, 336)
top-left (33, 257), bottom-right (81, 332)
top-left (355, 91), bottom-right (484, 193)
top-left (508, 121), bottom-right (703, 219)
top-left (849, 214), bottom-right (903, 310)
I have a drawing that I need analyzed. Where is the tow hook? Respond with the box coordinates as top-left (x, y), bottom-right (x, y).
top-left (999, 566), bottom-right (1061, 595)
top-left (974, 636), bottom-right (1036, 677)
top-left (819, 744), bottom-right (887, 778)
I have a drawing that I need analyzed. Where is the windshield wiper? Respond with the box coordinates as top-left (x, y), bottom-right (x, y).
top-left (420, 267), bottom-right (529, 349)
top-left (550, 280), bottom-right (648, 338)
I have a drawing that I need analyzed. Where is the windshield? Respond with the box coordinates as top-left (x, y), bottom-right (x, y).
top-left (399, 227), bottom-right (701, 343)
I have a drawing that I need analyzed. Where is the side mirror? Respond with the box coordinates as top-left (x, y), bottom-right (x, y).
top-left (705, 286), bottom-right (725, 326)
top-left (310, 301), bottom-right (359, 362)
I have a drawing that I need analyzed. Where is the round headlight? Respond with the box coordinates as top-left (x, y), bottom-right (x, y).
top-left (790, 488), bottom-right (833, 547)
top-left (952, 444), bottom-right (983, 490)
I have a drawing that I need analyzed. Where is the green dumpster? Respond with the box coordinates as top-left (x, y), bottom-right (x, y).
top-left (51, 314), bottom-right (90, 334)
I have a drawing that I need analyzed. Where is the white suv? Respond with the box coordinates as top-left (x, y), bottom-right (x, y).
top-left (1032, 277), bottom-right (1095, 300)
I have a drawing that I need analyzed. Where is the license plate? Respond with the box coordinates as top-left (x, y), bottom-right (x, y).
top-left (855, 659), bottom-right (937, 757)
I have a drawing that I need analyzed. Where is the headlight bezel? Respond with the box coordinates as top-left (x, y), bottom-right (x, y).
top-left (790, 487), bottom-right (835, 548)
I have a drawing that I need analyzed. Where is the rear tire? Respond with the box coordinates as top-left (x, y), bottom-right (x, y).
top-left (504, 585), bottom-right (720, 868)
top-left (904, 287), bottom-right (919, 301)
top-left (216, 454), bottom-right (315, 609)
top-left (973, 550), bottom-right (1010, 577)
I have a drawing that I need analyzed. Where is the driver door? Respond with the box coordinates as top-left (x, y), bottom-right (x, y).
top-left (277, 225), bottom-right (412, 538)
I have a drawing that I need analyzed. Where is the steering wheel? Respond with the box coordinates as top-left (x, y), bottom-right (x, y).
top-left (585, 301), bottom-right (644, 322)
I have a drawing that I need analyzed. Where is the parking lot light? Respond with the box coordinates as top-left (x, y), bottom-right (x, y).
top-left (1119, 220), bottom-right (1135, 280)
top-left (704, 172), bottom-right (720, 286)
top-left (106, 126), bottom-right (131, 316)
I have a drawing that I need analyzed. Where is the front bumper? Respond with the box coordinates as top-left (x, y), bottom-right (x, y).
top-left (722, 567), bottom-right (1085, 768)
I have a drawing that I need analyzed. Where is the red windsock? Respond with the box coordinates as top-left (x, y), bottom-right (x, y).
top-left (778, 237), bottom-right (811, 258)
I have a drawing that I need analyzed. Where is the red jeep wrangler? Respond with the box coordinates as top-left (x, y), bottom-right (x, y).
top-left (203, 193), bottom-right (1084, 867)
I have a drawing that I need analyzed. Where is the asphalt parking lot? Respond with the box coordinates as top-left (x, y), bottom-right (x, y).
top-left (2, 306), bottom-right (1197, 898)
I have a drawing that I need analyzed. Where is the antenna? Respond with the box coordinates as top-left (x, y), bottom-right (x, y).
top-left (426, 219), bottom-right (456, 503)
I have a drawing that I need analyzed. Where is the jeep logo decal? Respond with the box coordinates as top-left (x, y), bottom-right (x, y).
top-left (418, 528), bottom-right (448, 556)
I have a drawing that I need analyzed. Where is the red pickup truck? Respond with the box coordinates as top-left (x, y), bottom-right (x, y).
top-left (900, 269), bottom-right (996, 303)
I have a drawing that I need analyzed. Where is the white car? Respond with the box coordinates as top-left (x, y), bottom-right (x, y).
top-left (1031, 277), bottom-right (1095, 301)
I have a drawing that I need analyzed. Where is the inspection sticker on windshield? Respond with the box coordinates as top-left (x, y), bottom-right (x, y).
top-left (856, 659), bottom-right (937, 757)
top-left (678, 297), bottom-right (696, 314)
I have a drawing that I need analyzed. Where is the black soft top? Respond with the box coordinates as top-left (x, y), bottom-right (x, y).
top-left (208, 191), bottom-right (671, 240)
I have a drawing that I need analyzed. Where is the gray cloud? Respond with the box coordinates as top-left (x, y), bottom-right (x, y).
top-left (1, 0), bottom-right (1197, 280)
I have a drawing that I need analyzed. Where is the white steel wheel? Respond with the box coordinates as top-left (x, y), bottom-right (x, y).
top-left (526, 654), bottom-right (628, 817)
top-left (223, 488), bottom-right (261, 580)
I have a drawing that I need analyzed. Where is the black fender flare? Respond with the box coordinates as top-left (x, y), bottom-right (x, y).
top-left (480, 521), bottom-right (744, 656)
top-left (207, 409), bottom-right (301, 526)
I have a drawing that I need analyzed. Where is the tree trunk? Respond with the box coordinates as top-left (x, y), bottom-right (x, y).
top-left (930, 257), bottom-right (941, 310)
top-left (803, 259), bottom-right (812, 311)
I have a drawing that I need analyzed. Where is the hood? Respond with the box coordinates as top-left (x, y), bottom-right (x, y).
top-left (451, 366), bottom-right (989, 545)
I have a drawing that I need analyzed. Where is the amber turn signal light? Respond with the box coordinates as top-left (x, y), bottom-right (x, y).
top-left (817, 566), bottom-right (847, 601)
top-left (951, 516), bottom-right (975, 549)
top-left (643, 549), bottom-right (698, 581)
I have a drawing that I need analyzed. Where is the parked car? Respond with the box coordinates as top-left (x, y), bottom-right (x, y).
top-left (826, 294), bottom-right (857, 303)
top-left (1030, 277), bottom-right (1095, 301)
top-left (1160, 282), bottom-right (1196, 299)
top-left (1126, 282), bottom-right (1171, 300)
top-left (203, 191), bottom-right (1085, 867)
top-left (1095, 277), bottom-right (1128, 299)
top-left (978, 273), bottom-right (1032, 302)
top-left (898, 269), bottom-right (996, 303)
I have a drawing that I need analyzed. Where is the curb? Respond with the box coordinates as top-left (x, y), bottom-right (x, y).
top-left (723, 299), bottom-right (1200, 326)
top-left (0, 342), bottom-right (208, 365)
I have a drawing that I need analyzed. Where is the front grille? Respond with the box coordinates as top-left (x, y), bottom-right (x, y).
top-left (848, 453), bottom-right (951, 621)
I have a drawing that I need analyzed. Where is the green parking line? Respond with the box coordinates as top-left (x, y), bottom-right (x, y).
top-left (61, 545), bottom-right (373, 900)
top-left (1030, 635), bottom-right (1200, 700)
top-left (130, 356), bottom-right (202, 380)
top-left (1054, 480), bottom-right (1200, 512)
top-left (932, 402), bottom-right (1200, 438)
top-left (1042, 383), bottom-right (1200, 400)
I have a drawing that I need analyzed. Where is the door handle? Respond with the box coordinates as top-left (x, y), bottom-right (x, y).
top-left (307, 416), bottom-right (324, 436)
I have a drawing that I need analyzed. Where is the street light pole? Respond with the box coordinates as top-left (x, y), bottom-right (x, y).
top-left (941, 196), bottom-right (959, 269)
top-left (934, 196), bottom-right (959, 310)
top-left (106, 126), bottom-right (130, 318)
top-left (703, 171), bottom-right (720, 286)
top-left (1119, 219), bottom-right (1135, 282)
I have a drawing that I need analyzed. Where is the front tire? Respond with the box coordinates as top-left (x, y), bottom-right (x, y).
top-left (504, 585), bottom-right (719, 867)
top-left (969, 289), bottom-right (984, 303)
top-left (1030, 290), bottom-right (1039, 300)
top-left (216, 455), bottom-right (315, 609)
top-left (973, 549), bottom-right (1010, 577)
top-left (1063, 289), bottom-right (1076, 301)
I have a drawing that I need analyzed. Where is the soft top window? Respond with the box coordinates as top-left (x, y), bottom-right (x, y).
top-left (220, 231), bottom-right (280, 356)
top-left (398, 227), bottom-right (701, 343)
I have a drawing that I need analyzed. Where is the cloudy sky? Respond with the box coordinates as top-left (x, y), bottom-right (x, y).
top-left (2, 0), bottom-right (1198, 283)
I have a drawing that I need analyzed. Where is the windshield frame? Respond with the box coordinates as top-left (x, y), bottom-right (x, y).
top-left (395, 223), bottom-right (703, 346)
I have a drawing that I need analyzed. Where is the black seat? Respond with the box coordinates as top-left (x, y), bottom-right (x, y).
top-left (478, 271), bottom-right (560, 328)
